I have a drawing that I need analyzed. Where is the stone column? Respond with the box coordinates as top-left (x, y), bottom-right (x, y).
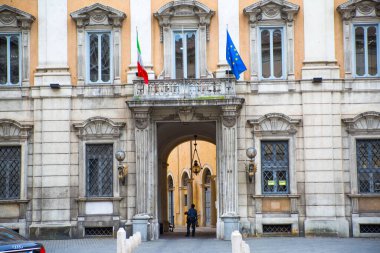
top-left (35, 0), bottom-right (71, 85)
top-left (302, 0), bottom-right (339, 79)
top-left (132, 107), bottom-right (159, 241)
top-left (216, 0), bottom-right (239, 78)
top-left (219, 105), bottom-right (240, 240)
top-left (127, 0), bottom-right (154, 83)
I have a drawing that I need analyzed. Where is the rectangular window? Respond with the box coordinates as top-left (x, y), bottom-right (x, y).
top-left (87, 32), bottom-right (111, 83)
top-left (354, 24), bottom-right (379, 77)
top-left (0, 146), bottom-right (21, 199)
top-left (259, 28), bottom-right (284, 79)
top-left (357, 139), bottom-right (380, 193)
top-left (261, 141), bottom-right (289, 194)
top-left (0, 34), bottom-right (20, 85)
top-left (173, 31), bottom-right (197, 79)
top-left (86, 144), bottom-right (113, 197)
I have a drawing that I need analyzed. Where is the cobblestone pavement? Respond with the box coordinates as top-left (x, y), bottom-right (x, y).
top-left (38, 233), bottom-right (380, 253)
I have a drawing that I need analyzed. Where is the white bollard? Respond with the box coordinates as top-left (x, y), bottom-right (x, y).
top-left (241, 241), bottom-right (250, 253)
top-left (125, 238), bottom-right (132, 253)
top-left (231, 230), bottom-right (242, 253)
top-left (117, 228), bottom-right (126, 253)
top-left (136, 232), bottom-right (142, 245)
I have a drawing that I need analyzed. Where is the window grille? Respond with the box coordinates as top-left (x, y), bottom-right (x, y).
top-left (86, 144), bottom-right (113, 197)
top-left (261, 141), bottom-right (289, 194)
top-left (357, 139), bottom-right (380, 193)
top-left (0, 34), bottom-right (20, 85)
top-left (263, 224), bottom-right (291, 234)
top-left (360, 224), bottom-right (380, 233)
top-left (84, 227), bottom-right (113, 237)
top-left (0, 146), bottom-right (21, 199)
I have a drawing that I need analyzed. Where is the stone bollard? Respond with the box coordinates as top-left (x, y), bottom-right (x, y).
top-left (117, 228), bottom-right (126, 253)
top-left (231, 230), bottom-right (242, 253)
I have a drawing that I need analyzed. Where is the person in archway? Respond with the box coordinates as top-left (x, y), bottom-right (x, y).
top-left (185, 203), bottom-right (197, 237)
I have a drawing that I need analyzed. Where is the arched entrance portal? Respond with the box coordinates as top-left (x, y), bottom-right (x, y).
top-left (164, 139), bottom-right (217, 236)
top-left (127, 98), bottom-right (244, 241)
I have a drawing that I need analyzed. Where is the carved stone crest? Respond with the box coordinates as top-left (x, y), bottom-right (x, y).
top-left (0, 119), bottom-right (33, 141)
top-left (73, 117), bottom-right (126, 140)
top-left (342, 111), bottom-right (380, 134)
top-left (178, 107), bottom-right (194, 122)
top-left (244, 0), bottom-right (300, 23)
top-left (71, 3), bottom-right (126, 28)
top-left (0, 5), bottom-right (35, 29)
top-left (337, 0), bottom-right (380, 20)
top-left (248, 113), bottom-right (301, 135)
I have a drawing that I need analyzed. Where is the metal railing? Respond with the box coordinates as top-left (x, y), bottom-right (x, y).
top-left (133, 78), bottom-right (236, 100)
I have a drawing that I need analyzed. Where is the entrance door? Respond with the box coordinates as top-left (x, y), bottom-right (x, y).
top-left (205, 187), bottom-right (211, 226)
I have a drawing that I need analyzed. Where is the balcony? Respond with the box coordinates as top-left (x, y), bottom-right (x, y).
top-left (133, 78), bottom-right (236, 100)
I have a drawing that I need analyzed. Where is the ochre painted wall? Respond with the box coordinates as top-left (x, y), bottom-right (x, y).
top-left (67, 0), bottom-right (131, 85)
top-left (2, 0), bottom-right (38, 85)
top-left (167, 140), bottom-right (217, 227)
top-left (6, 0), bottom-right (348, 85)
top-left (335, 0), bottom-right (347, 78)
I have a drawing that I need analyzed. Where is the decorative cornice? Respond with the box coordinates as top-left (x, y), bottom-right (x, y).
top-left (73, 116), bottom-right (126, 140)
top-left (247, 113), bottom-right (301, 135)
top-left (0, 5), bottom-right (35, 29)
top-left (243, 0), bottom-right (300, 23)
top-left (0, 119), bottom-right (33, 141)
top-left (337, 0), bottom-right (380, 20)
top-left (70, 3), bottom-right (126, 28)
top-left (342, 111), bottom-right (380, 134)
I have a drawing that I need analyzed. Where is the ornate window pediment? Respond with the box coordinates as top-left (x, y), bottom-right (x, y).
top-left (70, 3), bottom-right (126, 28)
top-left (248, 113), bottom-right (301, 135)
top-left (343, 111), bottom-right (380, 134)
top-left (154, 1), bottom-right (215, 79)
top-left (71, 4), bottom-right (126, 85)
top-left (73, 117), bottom-right (126, 140)
top-left (0, 119), bottom-right (33, 141)
top-left (243, 0), bottom-right (299, 23)
top-left (0, 5), bottom-right (35, 29)
top-left (337, 0), bottom-right (380, 20)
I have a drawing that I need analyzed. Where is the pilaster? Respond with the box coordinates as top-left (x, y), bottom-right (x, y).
top-left (216, 0), bottom-right (239, 78)
top-left (35, 0), bottom-right (71, 86)
top-left (219, 105), bottom-right (241, 239)
top-left (127, 0), bottom-right (154, 84)
top-left (302, 0), bottom-right (339, 79)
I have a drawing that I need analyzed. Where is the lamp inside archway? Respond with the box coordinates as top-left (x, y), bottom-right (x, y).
top-left (191, 135), bottom-right (203, 176)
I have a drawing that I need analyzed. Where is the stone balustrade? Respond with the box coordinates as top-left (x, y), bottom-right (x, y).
top-left (117, 228), bottom-right (142, 253)
top-left (133, 78), bottom-right (236, 100)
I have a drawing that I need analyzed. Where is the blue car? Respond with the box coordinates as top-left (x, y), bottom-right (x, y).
top-left (0, 226), bottom-right (46, 253)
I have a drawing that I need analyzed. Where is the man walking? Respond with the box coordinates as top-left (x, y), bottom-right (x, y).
top-left (185, 204), bottom-right (197, 237)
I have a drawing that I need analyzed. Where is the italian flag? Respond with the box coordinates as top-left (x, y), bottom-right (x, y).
top-left (137, 33), bottom-right (149, 84)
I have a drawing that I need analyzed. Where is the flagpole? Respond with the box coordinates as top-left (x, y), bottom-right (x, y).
top-left (226, 24), bottom-right (231, 85)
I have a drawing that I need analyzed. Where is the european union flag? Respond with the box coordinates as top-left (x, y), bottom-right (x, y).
top-left (226, 30), bottom-right (247, 79)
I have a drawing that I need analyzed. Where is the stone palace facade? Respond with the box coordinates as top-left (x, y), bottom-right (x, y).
top-left (0, 0), bottom-right (379, 240)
